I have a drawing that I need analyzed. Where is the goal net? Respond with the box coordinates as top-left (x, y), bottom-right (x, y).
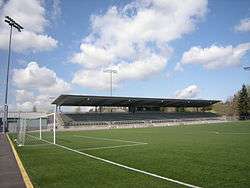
top-left (16, 113), bottom-right (57, 146)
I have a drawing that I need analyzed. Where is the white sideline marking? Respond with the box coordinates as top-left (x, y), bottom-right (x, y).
top-left (27, 134), bottom-right (201, 188)
top-left (211, 131), bottom-right (250, 135)
top-left (73, 135), bottom-right (147, 144)
top-left (78, 143), bottom-right (147, 151)
top-left (222, 133), bottom-right (250, 134)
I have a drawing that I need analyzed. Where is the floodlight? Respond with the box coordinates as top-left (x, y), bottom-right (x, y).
top-left (103, 69), bottom-right (118, 96)
top-left (3, 16), bottom-right (24, 133)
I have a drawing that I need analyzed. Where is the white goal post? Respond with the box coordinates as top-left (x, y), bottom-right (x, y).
top-left (16, 113), bottom-right (57, 146)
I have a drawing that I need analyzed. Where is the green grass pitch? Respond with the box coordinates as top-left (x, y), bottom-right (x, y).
top-left (10, 121), bottom-right (250, 188)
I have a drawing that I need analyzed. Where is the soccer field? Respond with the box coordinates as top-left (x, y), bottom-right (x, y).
top-left (11, 121), bottom-right (250, 188)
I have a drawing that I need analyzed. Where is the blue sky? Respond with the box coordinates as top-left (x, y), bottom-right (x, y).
top-left (0, 0), bottom-right (250, 111)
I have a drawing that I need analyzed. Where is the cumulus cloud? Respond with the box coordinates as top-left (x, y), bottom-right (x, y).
top-left (0, 0), bottom-right (57, 52)
top-left (176, 43), bottom-right (250, 70)
top-left (13, 62), bottom-right (71, 95)
top-left (235, 18), bottom-right (250, 32)
top-left (71, 0), bottom-right (207, 90)
top-left (72, 52), bottom-right (168, 89)
top-left (16, 90), bottom-right (34, 103)
top-left (15, 94), bottom-right (56, 111)
top-left (13, 62), bottom-right (71, 111)
top-left (72, 69), bottom-right (111, 90)
top-left (71, 43), bottom-right (115, 69)
top-left (51, 0), bottom-right (62, 22)
top-left (175, 85), bottom-right (200, 99)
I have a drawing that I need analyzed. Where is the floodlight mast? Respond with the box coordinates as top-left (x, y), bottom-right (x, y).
top-left (103, 69), bottom-right (117, 96)
top-left (3, 16), bottom-right (23, 133)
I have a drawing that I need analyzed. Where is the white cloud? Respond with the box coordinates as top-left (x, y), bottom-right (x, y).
top-left (0, 0), bottom-right (3, 8)
top-left (71, 0), bottom-right (207, 89)
top-left (16, 101), bottom-right (34, 111)
top-left (117, 53), bottom-right (167, 80)
top-left (14, 62), bottom-right (54, 89)
top-left (51, 0), bottom-right (61, 22)
top-left (235, 18), bottom-right (250, 32)
top-left (71, 43), bottom-right (115, 68)
top-left (0, 0), bottom-right (57, 52)
top-left (72, 52), bottom-right (168, 90)
top-left (16, 90), bottom-right (34, 103)
top-left (13, 62), bottom-right (71, 111)
top-left (13, 62), bottom-right (71, 95)
top-left (16, 94), bottom-right (55, 111)
top-left (72, 69), bottom-right (111, 90)
top-left (177, 43), bottom-right (250, 70)
top-left (175, 85), bottom-right (200, 99)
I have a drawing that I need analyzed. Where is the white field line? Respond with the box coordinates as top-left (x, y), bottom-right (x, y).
top-left (211, 131), bottom-right (250, 135)
top-left (184, 131), bottom-right (250, 135)
top-left (78, 143), bottom-right (148, 151)
top-left (26, 134), bottom-right (201, 188)
top-left (221, 133), bottom-right (250, 134)
top-left (73, 135), bottom-right (147, 144)
top-left (23, 144), bottom-right (50, 147)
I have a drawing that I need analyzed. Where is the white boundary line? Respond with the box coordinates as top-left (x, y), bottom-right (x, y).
top-left (26, 134), bottom-right (201, 188)
top-left (78, 143), bottom-right (148, 151)
top-left (210, 131), bottom-right (250, 135)
top-left (23, 144), bottom-right (50, 147)
top-left (221, 133), bottom-right (250, 134)
top-left (73, 135), bottom-right (147, 144)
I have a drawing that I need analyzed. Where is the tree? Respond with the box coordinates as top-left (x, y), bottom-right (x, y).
top-left (238, 84), bottom-right (249, 120)
top-left (247, 85), bottom-right (250, 113)
top-left (225, 95), bottom-right (238, 116)
top-left (212, 102), bottom-right (226, 115)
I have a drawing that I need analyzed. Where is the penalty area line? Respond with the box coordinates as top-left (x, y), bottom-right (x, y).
top-left (78, 143), bottom-right (148, 151)
top-left (27, 134), bottom-right (201, 188)
top-left (73, 135), bottom-right (147, 144)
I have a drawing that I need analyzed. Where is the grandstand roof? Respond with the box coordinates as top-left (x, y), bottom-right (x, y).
top-left (52, 95), bottom-right (220, 107)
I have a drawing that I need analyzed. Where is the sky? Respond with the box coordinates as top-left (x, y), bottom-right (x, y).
top-left (0, 0), bottom-right (250, 112)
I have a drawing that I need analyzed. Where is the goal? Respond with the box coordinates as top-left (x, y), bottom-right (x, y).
top-left (16, 113), bottom-right (57, 146)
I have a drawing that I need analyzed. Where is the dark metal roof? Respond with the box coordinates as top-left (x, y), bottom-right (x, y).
top-left (52, 95), bottom-right (220, 108)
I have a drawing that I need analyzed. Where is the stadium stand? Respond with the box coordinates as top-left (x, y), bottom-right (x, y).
top-left (52, 95), bottom-right (225, 129)
top-left (59, 112), bottom-right (221, 127)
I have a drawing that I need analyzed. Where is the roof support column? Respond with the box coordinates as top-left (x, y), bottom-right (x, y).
top-left (129, 106), bottom-right (136, 114)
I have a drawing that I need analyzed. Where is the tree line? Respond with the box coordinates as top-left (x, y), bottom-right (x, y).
top-left (212, 84), bottom-right (250, 120)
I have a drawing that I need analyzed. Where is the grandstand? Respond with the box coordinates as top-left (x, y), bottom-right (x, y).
top-left (53, 95), bottom-right (223, 129)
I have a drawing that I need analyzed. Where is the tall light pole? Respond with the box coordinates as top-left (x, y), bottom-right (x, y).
top-left (103, 69), bottom-right (117, 96)
top-left (3, 16), bottom-right (23, 133)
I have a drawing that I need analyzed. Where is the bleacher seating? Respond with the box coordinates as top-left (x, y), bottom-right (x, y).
top-left (59, 112), bottom-right (220, 127)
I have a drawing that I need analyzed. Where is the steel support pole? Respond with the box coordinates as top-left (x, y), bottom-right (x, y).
top-left (104, 69), bottom-right (117, 97)
top-left (53, 113), bottom-right (56, 144)
top-left (110, 72), bottom-right (113, 96)
top-left (39, 117), bottom-right (42, 139)
top-left (3, 25), bottom-right (13, 133)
